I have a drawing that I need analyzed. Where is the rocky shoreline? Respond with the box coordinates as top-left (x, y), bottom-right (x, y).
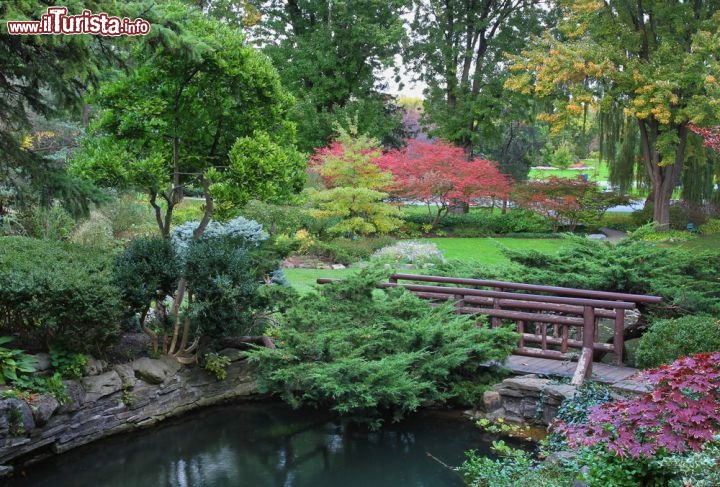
top-left (0, 350), bottom-right (259, 477)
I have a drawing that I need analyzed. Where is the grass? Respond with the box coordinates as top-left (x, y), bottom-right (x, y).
top-left (675, 233), bottom-right (720, 251)
top-left (416, 237), bottom-right (566, 264)
top-left (284, 237), bottom-right (568, 293)
top-left (529, 158), bottom-right (610, 183)
top-left (284, 267), bottom-right (357, 294)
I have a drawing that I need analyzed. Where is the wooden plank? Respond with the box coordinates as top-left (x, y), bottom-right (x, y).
top-left (503, 355), bottom-right (640, 385)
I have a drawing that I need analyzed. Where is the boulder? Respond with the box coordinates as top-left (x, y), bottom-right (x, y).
top-left (29, 394), bottom-right (59, 426)
top-left (131, 356), bottom-right (181, 385)
top-left (33, 353), bottom-right (52, 373)
top-left (82, 371), bottom-right (123, 403)
top-left (2, 399), bottom-right (35, 435)
top-left (83, 356), bottom-right (107, 376)
top-left (482, 390), bottom-right (502, 413)
top-left (57, 380), bottom-right (86, 413)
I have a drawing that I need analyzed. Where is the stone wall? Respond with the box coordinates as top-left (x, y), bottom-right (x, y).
top-left (0, 351), bottom-right (259, 476)
top-left (480, 375), bottom-right (579, 426)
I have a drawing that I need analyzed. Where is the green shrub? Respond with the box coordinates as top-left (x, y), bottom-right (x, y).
top-left (0, 236), bottom-right (123, 354)
top-left (0, 337), bottom-right (37, 386)
top-left (459, 440), bottom-right (574, 487)
top-left (600, 212), bottom-right (637, 232)
top-left (550, 141), bottom-right (575, 169)
top-left (245, 269), bottom-right (517, 426)
top-left (113, 236), bottom-right (180, 327)
top-left (304, 236), bottom-right (396, 265)
top-left (18, 203), bottom-right (76, 241)
top-left (400, 208), bottom-right (551, 236)
top-left (50, 349), bottom-right (88, 380)
top-left (629, 223), bottom-right (697, 242)
top-left (99, 192), bottom-right (155, 238)
top-left (699, 218), bottom-right (720, 235)
top-left (241, 200), bottom-right (315, 236)
top-left (493, 237), bottom-right (720, 318)
top-left (203, 352), bottom-right (231, 380)
top-left (70, 210), bottom-right (114, 247)
top-left (635, 315), bottom-right (720, 368)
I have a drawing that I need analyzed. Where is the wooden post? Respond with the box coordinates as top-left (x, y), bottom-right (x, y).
top-left (491, 286), bottom-right (502, 327)
top-left (614, 307), bottom-right (625, 365)
top-left (572, 306), bottom-right (596, 386)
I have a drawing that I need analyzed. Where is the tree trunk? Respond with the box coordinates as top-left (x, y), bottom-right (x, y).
top-left (637, 119), bottom-right (686, 230)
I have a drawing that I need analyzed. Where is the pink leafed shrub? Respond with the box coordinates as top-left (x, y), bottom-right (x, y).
top-left (553, 351), bottom-right (720, 458)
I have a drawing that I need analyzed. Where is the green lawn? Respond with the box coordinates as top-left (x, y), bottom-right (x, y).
top-left (675, 233), bottom-right (720, 252)
top-left (284, 267), bottom-right (358, 294)
top-left (417, 237), bottom-right (566, 264)
top-left (284, 237), bottom-right (567, 293)
top-left (529, 158), bottom-right (610, 182)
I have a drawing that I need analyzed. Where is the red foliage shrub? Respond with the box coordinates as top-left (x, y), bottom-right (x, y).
top-left (554, 352), bottom-right (720, 458)
top-left (688, 124), bottom-right (720, 152)
top-left (377, 138), bottom-right (512, 225)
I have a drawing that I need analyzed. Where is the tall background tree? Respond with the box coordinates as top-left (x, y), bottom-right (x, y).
top-left (506, 0), bottom-right (720, 228)
top-left (406, 0), bottom-right (552, 168)
top-left (247, 0), bottom-right (411, 151)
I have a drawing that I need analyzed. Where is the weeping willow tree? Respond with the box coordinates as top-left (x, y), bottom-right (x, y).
top-left (681, 136), bottom-right (720, 205)
top-left (601, 106), bottom-right (720, 206)
top-left (506, 0), bottom-right (720, 229)
top-left (599, 106), bottom-right (649, 195)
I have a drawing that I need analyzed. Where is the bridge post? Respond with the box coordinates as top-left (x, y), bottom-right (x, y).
top-left (572, 306), bottom-right (596, 386)
top-left (614, 309), bottom-right (625, 365)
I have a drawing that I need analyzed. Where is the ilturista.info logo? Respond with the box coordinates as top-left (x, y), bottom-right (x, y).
top-left (6, 7), bottom-right (150, 36)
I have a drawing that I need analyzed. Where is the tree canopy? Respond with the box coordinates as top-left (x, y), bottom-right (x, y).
top-left (70, 2), bottom-right (305, 236)
top-left (506, 0), bottom-right (720, 228)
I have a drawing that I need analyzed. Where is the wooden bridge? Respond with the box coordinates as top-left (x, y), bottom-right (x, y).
top-left (318, 273), bottom-right (662, 386)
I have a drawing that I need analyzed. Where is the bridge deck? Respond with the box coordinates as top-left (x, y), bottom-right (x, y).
top-left (503, 355), bottom-right (650, 393)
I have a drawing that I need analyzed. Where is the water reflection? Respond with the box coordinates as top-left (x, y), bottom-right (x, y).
top-left (9, 402), bottom-right (492, 487)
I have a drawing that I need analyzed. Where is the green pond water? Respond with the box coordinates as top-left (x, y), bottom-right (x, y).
top-left (8, 402), bottom-right (499, 487)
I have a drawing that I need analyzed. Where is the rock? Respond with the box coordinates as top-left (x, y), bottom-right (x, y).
top-left (113, 364), bottom-right (137, 386)
top-left (545, 451), bottom-right (577, 465)
top-left (131, 356), bottom-right (181, 385)
top-left (33, 353), bottom-right (52, 373)
top-left (0, 465), bottom-right (13, 477)
top-left (587, 234), bottom-right (607, 240)
top-left (3, 399), bottom-right (35, 435)
top-left (82, 371), bottom-right (123, 402)
top-left (501, 376), bottom-right (550, 393)
top-left (482, 391), bottom-right (502, 413)
top-left (331, 264), bottom-right (346, 270)
top-left (29, 394), bottom-right (59, 426)
top-left (543, 384), bottom-right (578, 404)
top-left (57, 380), bottom-right (86, 413)
top-left (83, 356), bottom-right (107, 376)
top-left (218, 348), bottom-right (243, 362)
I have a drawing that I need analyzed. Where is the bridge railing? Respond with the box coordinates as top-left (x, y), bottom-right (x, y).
top-left (317, 273), bottom-right (662, 385)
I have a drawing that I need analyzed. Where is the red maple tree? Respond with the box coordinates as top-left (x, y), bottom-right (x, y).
top-left (377, 139), bottom-right (512, 227)
top-left (688, 124), bottom-right (720, 152)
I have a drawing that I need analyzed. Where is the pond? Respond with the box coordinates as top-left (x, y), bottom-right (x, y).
top-left (8, 402), bottom-right (501, 487)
